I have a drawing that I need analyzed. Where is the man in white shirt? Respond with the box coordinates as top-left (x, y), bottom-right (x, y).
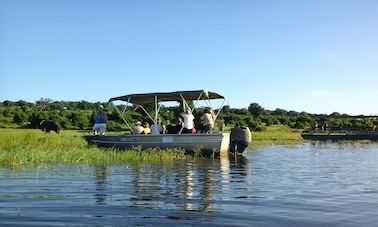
top-left (180, 110), bottom-right (195, 134)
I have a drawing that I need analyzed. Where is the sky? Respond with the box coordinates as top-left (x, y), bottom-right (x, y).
top-left (1, 0), bottom-right (377, 115)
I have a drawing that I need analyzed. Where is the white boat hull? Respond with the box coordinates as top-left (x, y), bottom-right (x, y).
top-left (84, 133), bottom-right (230, 155)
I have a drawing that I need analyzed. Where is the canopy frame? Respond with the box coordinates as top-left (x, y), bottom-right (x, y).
top-left (109, 90), bottom-right (227, 133)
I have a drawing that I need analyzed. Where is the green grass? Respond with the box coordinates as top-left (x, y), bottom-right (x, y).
top-left (0, 125), bottom-right (305, 167)
top-left (0, 129), bottom-right (187, 168)
top-left (249, 125), bottom-right (304, 149)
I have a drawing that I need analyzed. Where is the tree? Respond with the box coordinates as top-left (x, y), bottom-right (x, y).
top-left (294, 113), bottom-right (314, 129)
top-left (330, 112), bottom-right (341, 117)
top-left (36, 98), bottom-right (53, 110)
top-left (273, 108), bottom-right (288, 116)
top-left (248, 103), bottom-right (265, 118)
top-left (12, 108), bottom-right (28, 124)
top-left (16, 100), bottom-right (33, 107)
top-left (69, 112), bottom-right (90, 129)
top-left (222, 105), bottom-right (231, 114)
top-left (260, 115), bottom-right (279, 126)
top-left (245, 117), bottom-right (265, 131)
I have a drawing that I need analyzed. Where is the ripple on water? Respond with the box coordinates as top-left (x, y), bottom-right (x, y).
top-left (1, 143), bottom-right (378, 226)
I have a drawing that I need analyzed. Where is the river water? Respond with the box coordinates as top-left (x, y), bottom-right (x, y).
top-left (1, 142), bottom-right (378, 226)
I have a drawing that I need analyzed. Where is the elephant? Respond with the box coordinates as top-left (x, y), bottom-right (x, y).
top-left (40, 120), bottom-right (62, 134)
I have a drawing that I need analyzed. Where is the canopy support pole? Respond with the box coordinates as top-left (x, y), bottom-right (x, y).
top-left (179, 93), bottom-right (191, 111)
top-left (191, 91), bottom-right (203, 112)
top-left (153, 96), bottom-right (162, 123)
top-left (114, 104), bottom-right (134, 133)
top-left (121, 98), bottom-right (131, 116)
top-left (139, 105), bottom-right (155, 123)
top-left (214, 98), bottom-right (227, 121)
top-left (154, 96), bottom-right (158, 122)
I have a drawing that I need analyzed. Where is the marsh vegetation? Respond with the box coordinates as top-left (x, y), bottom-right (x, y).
top-left (0, 126), bottom-right (303, 168)
top-left (0, 129), bottom-right (187, 168)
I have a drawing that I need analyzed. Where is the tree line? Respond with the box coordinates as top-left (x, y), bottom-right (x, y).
top-left (0, 99), bottom-right (377, 132)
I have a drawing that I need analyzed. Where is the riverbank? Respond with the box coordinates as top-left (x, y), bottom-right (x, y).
top-left (0, 129), bottom-right (187, 168)
top-left (0, 126), bottom-right (303, 168)
top-left (250, 125), bottom-right (303, 148)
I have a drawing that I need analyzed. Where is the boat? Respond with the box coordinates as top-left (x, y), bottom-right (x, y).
top-left (84, 90), bottom-right (250, 155)
top-left (301, 132), bottom-right (378, 141)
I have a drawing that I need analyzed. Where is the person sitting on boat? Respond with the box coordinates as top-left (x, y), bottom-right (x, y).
top-left (151, 119), bottom-right (163, 135)
top-left (165, 120), bottom-right (176, 134)
top-left (197, 119), bottom-right (205, 133)
top-left (142, 122), bottom-right (151, 134)
top-left (132, 121), bottom-right (144, 134)
top-left (200, 108), bottom-right (215, 133)
top-left (180, 110), bottom-right (195, 134)
top-left (171, 118), bottom-right (183, 134)
top-left (92, 105), bottom-right (107, 135)
top-left (162, 120), bottom-right (170, 134)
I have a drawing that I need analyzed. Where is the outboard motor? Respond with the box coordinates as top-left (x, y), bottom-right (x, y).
top-left (230, 126), bottom-right (251, 154)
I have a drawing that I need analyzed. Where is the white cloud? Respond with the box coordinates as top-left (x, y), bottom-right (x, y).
top-left (312, 89), bottom-right (330, 97)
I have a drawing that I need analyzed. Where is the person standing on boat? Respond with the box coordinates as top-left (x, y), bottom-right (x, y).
top-left (92, 105), bottom-right (107, 135)
top-left (200, 108), bottom-right (215, 133)
top-left (180, 110), bottom-right (195, 134)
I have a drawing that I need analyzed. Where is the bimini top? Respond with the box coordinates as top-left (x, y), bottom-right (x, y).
top-left (109, 90), bottom-right (225, 105)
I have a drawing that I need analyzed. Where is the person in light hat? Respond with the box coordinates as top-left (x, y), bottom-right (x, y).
top-left (92, 104), bottom-right (107, 135)
top-left (132, 121), bottom-right (144, 134)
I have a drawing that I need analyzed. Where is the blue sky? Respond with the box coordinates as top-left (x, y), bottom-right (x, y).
top-left (1, 0), bottom-right (377, 115)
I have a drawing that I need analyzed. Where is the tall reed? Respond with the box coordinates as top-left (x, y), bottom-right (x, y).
top-left (0, 129), bottom-right (187, 168)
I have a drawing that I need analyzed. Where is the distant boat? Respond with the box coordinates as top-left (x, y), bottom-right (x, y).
top-left (301, 132), bottom-right (378, 141)
top-left (84, 90), bottom-right (250, 155)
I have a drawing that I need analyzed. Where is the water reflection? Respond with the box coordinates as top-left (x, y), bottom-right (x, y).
top-left (199, 160), bottom-right (216, 212)
top-left (184, 161), bottom-right (194, 211)
top-left (94, 166), bottom-right (108, 205)
top-left (231, 155), bottom-right (250, 177)
top-left (0, 154), bottom-right (252, 225)
top-left (4, 143), bottom-right (378, 226)
top-left (220, 154), bottom-right (230, 187)
top-left (113, 155), bottom-right (251, 213)
top-left (131, 163), bottom-right (166, 208)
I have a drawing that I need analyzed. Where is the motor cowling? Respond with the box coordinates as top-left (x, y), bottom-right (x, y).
top-left (230, 126), bottom-right (251, 154)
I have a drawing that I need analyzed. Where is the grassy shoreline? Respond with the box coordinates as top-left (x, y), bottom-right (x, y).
top-left (0, 129), bottom-right (187, 168)
top-left (0, 126), bottom-right (303, 168)
top-left (250, 125), bottom-right (303, 148)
